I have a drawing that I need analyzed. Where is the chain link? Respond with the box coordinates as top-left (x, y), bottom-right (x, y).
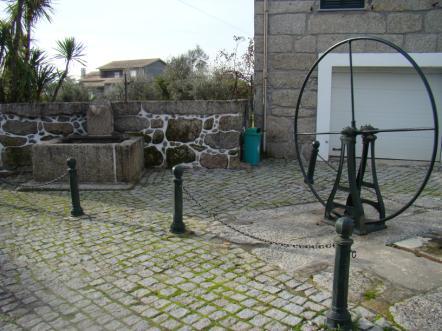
top-left (0, 177), bottom-right (21, 187)
top-left (317, 153), bottom-right (338, 172)
top-left (0, 171), bottom-right (69, 190)
top-left (182, 185), bottom-right (337, 250)
top-left (0, 169), bottom-right (29, 187)
top-left (15, 172), bottom-right (69, 190)
top-left (0, 172), bottom-right (70, 217)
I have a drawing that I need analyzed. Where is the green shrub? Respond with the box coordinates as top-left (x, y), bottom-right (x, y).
top-left (47, 78), bottom-right (90, 102)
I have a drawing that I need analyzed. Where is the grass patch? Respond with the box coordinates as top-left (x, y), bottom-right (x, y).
top-left (363, 289), bottom-right (378, 300)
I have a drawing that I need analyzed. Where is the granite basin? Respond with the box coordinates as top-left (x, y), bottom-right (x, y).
top-left (32, 136), bottom-right (144, 184)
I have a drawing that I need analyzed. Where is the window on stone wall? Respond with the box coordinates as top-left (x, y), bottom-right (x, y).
top-left (320, 0), bottom-right (364, 9)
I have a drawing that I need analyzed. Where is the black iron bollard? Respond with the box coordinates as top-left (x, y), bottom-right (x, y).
top-left (326, 216), bottom-right (354, 330)
top-left (305, 140), bottom-right (320, 184)
top-left (170, 165), bottom-right (186, 234)
top-left (67, 158), bottom-right (84, 217)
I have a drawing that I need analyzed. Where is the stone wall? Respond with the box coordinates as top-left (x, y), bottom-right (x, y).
top-left (0, 103), bottom-right (88, 168)
top-left (0, 100), bottom-right (247, 169)
top-left (112, 101), bottom-right (246, 169)
top-left (254, 0), bottom-right (442, 158)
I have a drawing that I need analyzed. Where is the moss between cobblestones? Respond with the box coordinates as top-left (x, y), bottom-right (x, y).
top-left (1, 163), bottom-right (421, 330)
top-left (0, 313), bottom-right (15, 324)
top-left (363, 289), bottom-right (378, 300)
top-left (383, 309), bottom-right (406, 331)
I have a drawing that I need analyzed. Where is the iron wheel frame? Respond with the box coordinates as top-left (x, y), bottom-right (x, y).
top-left (294, 36), bottom-right (439, 224)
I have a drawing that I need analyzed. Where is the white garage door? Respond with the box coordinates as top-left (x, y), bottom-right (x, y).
top-left (329, 67), bottom-right (442, 161)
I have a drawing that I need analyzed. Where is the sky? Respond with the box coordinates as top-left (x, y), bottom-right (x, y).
top-left (0, 0), bottom-right (254, 78)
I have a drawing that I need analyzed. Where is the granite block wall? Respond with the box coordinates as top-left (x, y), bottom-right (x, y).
top-left (254, 0), bottom-right (442, 158)
top-left (0, 103), bottom-right (88, 168)
top-left (0, 100), bottom-right (247, 169)
top-left (112, 101), bottom-right (247, 169)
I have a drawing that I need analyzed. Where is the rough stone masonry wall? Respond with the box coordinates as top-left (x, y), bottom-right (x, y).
top-left (0, 100), bottom-right (246, 169)
top-left (112, 101), bottom-right (246, 169)
top-left (0, 103), bottom-right (88, 168)
top-left (254, 0), bottom-right (442, 158)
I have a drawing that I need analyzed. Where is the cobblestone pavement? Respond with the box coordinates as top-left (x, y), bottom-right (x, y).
top-left (0, 159), bottom-right (440, 330)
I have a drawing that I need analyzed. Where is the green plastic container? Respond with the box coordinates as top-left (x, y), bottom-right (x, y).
top-left (243, 127), bottom-right (262, 166)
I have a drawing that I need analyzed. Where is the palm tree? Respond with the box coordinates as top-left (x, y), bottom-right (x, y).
top-left (51, 37), bottom-right (86, 101)
top-left (0, 20), bottom-right (12, 102)
top-left (0, 20), bottom-right (12, 70)
top-left (7, 0), bottom-right (25, 101)
top-left (29, 48), bottom-right (56, 100)
top-left (23, 0), bottom-right (53, 61)
top-left (1, 0), bottom-right (53, 102)
top-left (7, 0), bottom-right (25, 51)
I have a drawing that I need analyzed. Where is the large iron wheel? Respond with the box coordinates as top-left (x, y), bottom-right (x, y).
top-left (294, 37), bottom-right (439, 227)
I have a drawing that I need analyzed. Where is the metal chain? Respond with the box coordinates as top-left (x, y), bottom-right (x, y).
top-left (0, 169), bottom-right (30, 186)
top-left (145, 170), bottom-right (168, 185)
top-left (317, 153), bottom-right (338, 172)
top-left (0, 173), bottom-right (69, 218)
top-left (15, 172), bottom-right (69, 190)
top-left (182, 185), bottom-right (337, 250)
top-left (0, 177), bottom-right (22, 187)
top-left (0, 171), bottom-right (69, 190)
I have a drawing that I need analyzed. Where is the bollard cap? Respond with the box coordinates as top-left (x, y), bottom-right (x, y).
top-left (336, 217), bottom-right (354, 237)
top-left (312, 140), bottom-right (320, 149)
top-left (172, 164), bottom-right (186, 178)
top-left (67, 158), bottom-right (76, 168)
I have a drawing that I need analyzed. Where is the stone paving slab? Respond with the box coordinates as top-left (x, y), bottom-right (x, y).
top-left (390, 288), bottom-right (442, 331)
top-left (0, 159), bottom-right (440, 330)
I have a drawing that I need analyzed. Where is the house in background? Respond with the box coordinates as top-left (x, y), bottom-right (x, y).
top-left (80, 58), bottom-right (166, 95)
top-left (255, 0), bottom-right (442, 161)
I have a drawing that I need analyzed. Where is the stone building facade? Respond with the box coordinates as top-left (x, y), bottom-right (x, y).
top-left (0, 101), bottom-right (247, 169)
top-left (254, 0), bottom-right (442, 158)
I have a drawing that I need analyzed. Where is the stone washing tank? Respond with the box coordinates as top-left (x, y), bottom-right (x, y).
top-left (32, 102), bottom-right (144, 187)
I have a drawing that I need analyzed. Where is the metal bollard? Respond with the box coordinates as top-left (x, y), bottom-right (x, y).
top-left (170, 165), bottom-right (186, 234)
top-left (67, 158), bottom-right (84, 217)
top-left (326, 216), bottom-right (354, 330)
top-left (305, 140), bottom-right (320, 184)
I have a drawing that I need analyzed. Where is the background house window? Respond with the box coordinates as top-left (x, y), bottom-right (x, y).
top-left (320, 0), bottom-right (364, 9)
top-left (114, 72), bottom-right (120, 78)
top-left (130, 70), bottom-right (137, 78)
